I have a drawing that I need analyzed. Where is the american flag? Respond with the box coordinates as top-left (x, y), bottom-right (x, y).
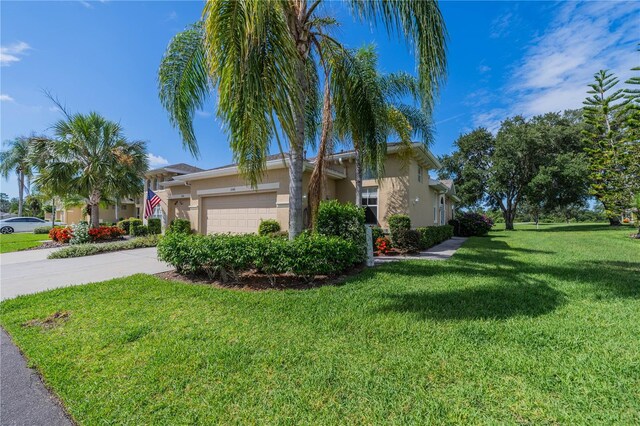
top-left (144, 188), bottom-right (161, 219)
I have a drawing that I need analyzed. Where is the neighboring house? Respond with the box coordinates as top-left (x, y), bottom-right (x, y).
top-left (46, 163), bottom-right (204, 225)
top-left (153, 143), bottom-right (460, 234)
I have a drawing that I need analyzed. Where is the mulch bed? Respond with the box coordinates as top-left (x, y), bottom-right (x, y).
top-left (23, 241), bottom-right (64, 251)
top-left (155, 264), bottom-right (366, 291)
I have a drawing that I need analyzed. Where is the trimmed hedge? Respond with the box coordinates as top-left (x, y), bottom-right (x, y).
top-left (388, 214), bottom-right (411, 234)
top-left (168, 219), bottom-right (192, 234)
top-left (416, 225), bottom-right (454, 250)
top-left (316, 200), bottom-right (366, 261)
top-left (34, 226), bottom-right (52, 234)
top-left (148, 218), bottom-right (162, 235)
top-left (117, 218), bottom-right (143, 235)
top-left (392, 229), bottom-right (421, 253)
top-left (48, 235), bottom-right (159, 259)
top-left (157, 232), bottom-right (362, 283)
top-left (258, 219), bottom-right (281, 236)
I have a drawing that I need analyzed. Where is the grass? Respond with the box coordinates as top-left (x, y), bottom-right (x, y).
top-left (1, 223), bottom-right (638, 424)
top-left (0, 233), bottom-right (47, 253)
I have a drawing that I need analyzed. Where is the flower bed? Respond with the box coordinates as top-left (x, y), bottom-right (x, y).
top-left (49, 225), bottom-right (126, 244)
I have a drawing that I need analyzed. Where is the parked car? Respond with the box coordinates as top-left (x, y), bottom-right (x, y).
top-left (0, 217), bottom-right (59, 234)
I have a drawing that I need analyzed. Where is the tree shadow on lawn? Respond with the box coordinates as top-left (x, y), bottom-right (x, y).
top-left (372, 237), bottom-right (638, 321)
top-left (517, 224), bottom-right (619, 233)
top-left (378, 281), bottom-right (564, 320)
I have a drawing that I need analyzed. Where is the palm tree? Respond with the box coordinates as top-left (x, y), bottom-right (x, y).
top-left (0, 136), bottom-right (38, 216)
top-left (329, 46), bottom-right (433, 208)
top-left (158, 0), bottom-right (447, 238)
top-left (34, 111), bottom-right (148, 228)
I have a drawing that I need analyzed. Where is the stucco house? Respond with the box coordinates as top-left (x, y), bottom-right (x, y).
top-left (151, 143), bottom-right (459, 234)
top-left (47, 163), bottom-right (203, 225)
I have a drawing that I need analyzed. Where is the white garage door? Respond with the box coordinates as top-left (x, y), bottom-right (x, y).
top-left (203, 192), bottom-right (277, 234)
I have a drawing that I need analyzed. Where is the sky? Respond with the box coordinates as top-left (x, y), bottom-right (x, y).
top-left (1, 0), bottom-right (638, 198)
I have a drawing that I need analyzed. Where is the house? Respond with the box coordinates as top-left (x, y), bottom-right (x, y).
top-left (46, 163), bottom-right (204, 225)
top-left (152, 143), bottom-right (460, 234)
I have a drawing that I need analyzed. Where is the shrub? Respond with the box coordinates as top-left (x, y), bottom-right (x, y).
top-left (168, 218), bottom-right (192, 234)
top-left (453, 212), bottom-right (494, 237)
top-left (391, 229), bottom-right (421, 253)
top-left (117, 218), bottom-right (143, 235)
top-left (375, 236), bottom-right (391, 255)
top-left (288, 233), bottom-right (361, 278)
top-left (88, 226), bottom-right (125, 242)
top-left (131, 223), bottom-right (149, 237)
top-left (148, 218), bottom-right (162, 235)
top-left (315, 200), bottom-right (366, 261)
top-left (157, 232), bottom-right (362, 283)
top-left (370, 226), bottom-right (384, 249)
top-left (49, 235), bottom-right (159, 259)
top-left (34, 226), bottom-right (52, 234)
top-left (258, 219), bottom-right (281, 236)
top-left (49, 226), bottom-right (72, 243)
top-left (416, 225), bottom-right (453, 250)
top-left (387, 214), bottom-right (411, 234)
top-left (70, 222), bottom-right (90, 245)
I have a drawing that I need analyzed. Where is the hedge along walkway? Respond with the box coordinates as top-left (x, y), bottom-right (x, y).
top-left (374, 236), bottom-right (467, 264)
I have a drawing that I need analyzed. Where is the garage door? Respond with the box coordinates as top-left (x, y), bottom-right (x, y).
top-left (203, 192), bottom-right (277, 234)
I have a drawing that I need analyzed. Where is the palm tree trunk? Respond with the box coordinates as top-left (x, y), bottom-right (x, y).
top-left (308, 78), bottom-right (332, 228)
top-left (17, 171), bottom-right (24, 216)
top-left (288, 58), bottom-right (309, 239)
top-left (51, 197), bottom-right (56, 227)
top-left (115, 201), bottom-right (119, 222)
top-left (354, 148), bottom-right (363, 207)
top-left (89, 190), bottom-right (101, 228)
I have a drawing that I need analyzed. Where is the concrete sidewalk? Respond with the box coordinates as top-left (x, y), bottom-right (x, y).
top-left (374, 236), bottom-right (467, 264)
top-left (1, 329), bottom-right (73, 426)
top-left (0, 247), bottom-right (172, 301)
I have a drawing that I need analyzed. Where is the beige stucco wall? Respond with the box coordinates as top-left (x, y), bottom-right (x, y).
top-left (158, 153), bottom-right (453, 234)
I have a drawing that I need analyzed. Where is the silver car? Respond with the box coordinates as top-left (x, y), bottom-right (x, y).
top-left (0, 217), bottom-right (56, 234)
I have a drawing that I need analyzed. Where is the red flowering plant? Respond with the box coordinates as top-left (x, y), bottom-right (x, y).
top-left (374, 236), bottom-right (392, 256)
top-left (49, 226), bottom-right (73, 244)
top-left (88, 226), bottom-right (125, 242)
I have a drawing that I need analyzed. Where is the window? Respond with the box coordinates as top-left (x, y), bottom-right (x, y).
top-left (418, 166), bottom-right (423, 183)
top-left (152, 205), bottom-right (162, 219)
top-left (433, 207), bottom-right (437, 223)
top-left (361, 187), bottom-right (378, 225)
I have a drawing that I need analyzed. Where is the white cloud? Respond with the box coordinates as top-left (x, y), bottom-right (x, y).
top-left (147, 153), bottom-right (169, 168)
top-left (195, 110), bottom-right (212, 117)
top-left (472, 1), bottom-right (640, 128)
top-left (490, 12), bottom-right (515, 39)
top-left (165, 11), bottom-right (178, 22)
top-left (0, 94), bottom-right (14, 102)
top-left (478, 64), bottom-right (491, 74)
top-left (0, 41), bottom-right (30, 66)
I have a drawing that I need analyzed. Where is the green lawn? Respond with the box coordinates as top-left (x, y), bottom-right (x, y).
top-left (0, 233), bottom-right (47, 253)
top-left (1, 224), bottom-right (638, 424)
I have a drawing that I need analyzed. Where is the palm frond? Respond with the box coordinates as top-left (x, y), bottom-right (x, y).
top-left (348, 0), bottom-right (448, 113)
top-left (158, 22), bottom-right (209, 158)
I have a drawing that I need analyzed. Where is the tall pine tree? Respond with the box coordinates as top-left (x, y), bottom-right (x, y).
top-left (582, 70), bottom-right (635, 225)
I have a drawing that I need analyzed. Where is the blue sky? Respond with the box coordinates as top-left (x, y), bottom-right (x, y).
top-left (1, 0), bottom-right (638, 198)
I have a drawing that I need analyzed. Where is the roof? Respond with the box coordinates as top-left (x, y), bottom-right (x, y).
top-left (205, 153), bottom-right (287, 172)
top-left (146, 163), bottom-right (204, 175)
top-left (326, 142), bottom-right (441, 169)
top-left (440, 179), bottom-right (454, 189)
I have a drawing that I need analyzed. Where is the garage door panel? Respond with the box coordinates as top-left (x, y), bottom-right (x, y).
top-left (204, 192), bottom-right (277, 234)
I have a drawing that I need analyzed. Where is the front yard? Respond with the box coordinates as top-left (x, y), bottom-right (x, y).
top-left (0, 233), bottom-right (47, 253)
top-left (1, 223), bottom-right (638, 424)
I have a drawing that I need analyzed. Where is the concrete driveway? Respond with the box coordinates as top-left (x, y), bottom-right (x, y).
top-left (0, 247), bottom-right (172, 300)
